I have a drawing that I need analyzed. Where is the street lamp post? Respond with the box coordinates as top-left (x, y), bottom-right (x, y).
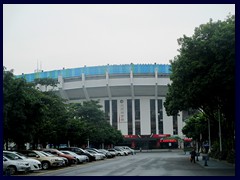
top-left (218, 108), bottom-right (222, 153)
top-left (87, 138), bottom-right (90, 148)
top-left (208, 118), bottom-right (211, 153)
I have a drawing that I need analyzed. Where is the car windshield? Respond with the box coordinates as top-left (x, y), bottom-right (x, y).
top-left (41, 151), bottom-right (54, 157)
top-left (3, 153), bottom-right (22, 161)
top-left (82, 150), bottom-right (88, 153)
top-left (54, 150), bottom-right (64, 155)
top-left (14, 152), bottom-right (28, 159)
top-left (34, 151), bottom-right (47, 157)
top-left (87, 150), bottom-right (97, 154)
top-left (61, 151), bottom-right (70, 155)
top-left (69, 152), bottom-right (77, 156)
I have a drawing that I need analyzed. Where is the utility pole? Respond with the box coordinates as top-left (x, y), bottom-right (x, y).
top-left (5, 111), bottom-right (8, 150)
top-left (208, 118), bottom-right (211, 153)
top-left (218, 108), bottom-right (222, 153)
top-left (87, 138), bottom-right (90, 148)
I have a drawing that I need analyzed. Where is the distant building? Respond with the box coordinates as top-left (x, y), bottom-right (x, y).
top-left (18, 64), bottom-right (189, 148)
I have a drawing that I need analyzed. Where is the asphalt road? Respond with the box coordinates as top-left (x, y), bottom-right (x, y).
top-left (20, 150), bottom-right (235, 176)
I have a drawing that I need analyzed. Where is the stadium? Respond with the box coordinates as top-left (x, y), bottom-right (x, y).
top-left (18, 64), bottom-right (189, 149)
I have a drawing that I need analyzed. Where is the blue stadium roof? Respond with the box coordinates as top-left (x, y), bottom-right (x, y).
top-left (16, 64), bottom-right (171, 82)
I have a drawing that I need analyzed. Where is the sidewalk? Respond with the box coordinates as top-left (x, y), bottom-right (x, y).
top-left (135, 149), bottom-right (235, 170)
top-left (195, 154), bottom-right (235, 169)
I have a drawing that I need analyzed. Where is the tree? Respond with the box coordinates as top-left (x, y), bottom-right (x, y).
top-left (3, 67), bottom-right (46, 149)
top-left (182, 113), bottom-right (209, 151)
top-left (34, 78), bottom-right (59, 90)
top-left (164, 15), bottom-right (235, 159)
top-left (67, 100), bottom-right (123, 148)
top-left (3, 67), bottom-right (70, 149)
top-left (3, 67), bottom-right (123, 149)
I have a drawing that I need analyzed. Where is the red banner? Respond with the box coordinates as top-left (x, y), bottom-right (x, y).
top-left (123, 135), bottom-right (140, 138)
top-left (184, 138), bottom-right (192, 142)
top-left (160, 139), bottom-right (177, 143)
top-left (152, 134), bottom-right (171, 138)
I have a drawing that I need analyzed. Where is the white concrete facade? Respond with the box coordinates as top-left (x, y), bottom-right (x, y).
top-left (36, 65), bottom-right (184, 137)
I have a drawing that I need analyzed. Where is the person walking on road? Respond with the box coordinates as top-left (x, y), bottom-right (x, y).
top-left (190, 148), bottom-right (197, 163)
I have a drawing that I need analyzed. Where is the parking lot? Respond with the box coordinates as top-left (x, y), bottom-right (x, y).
top-left (12, 149), bottom-right (235, 176)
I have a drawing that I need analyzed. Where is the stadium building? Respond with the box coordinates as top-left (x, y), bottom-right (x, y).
top-left (18, 64), bottom-right (189, 149)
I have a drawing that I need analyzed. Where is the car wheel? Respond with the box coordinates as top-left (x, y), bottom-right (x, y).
top-left (7, 166), bottom-right (17, 175)
top-left (42, 161), bottom-right (50, 170)
top-left (71, 159), bottom-right (77, 164)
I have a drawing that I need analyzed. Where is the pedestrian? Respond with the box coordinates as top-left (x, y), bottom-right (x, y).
top-left (190, 148), bottom-right (196, 163)
top-left (204, 142), bottom-right (209, 153)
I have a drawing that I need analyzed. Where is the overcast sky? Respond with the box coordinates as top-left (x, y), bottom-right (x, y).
top-left (3, 4), bottom-right (235, 75)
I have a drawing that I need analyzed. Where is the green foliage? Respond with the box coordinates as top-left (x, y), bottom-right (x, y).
top-left (4, 68), bottom-right (44, 147)
top-left (209, 138), bottom-right (235, 163)
top-left (165, 15), bottom-right (235, 118)
top-left (35, 92), bottom-right (69, 146)
top-left (73, 100), bottom-right (105, 123)
top-left (3, 68), bottom-right (123, 149)
top-left (226, 149), bottom-right (235, 164)
top-left (67, 101), bottom-right (123, 148)
top-left (34, 78), bottom-right (59, 87)
top-left (182, 112), bottom-right (208, 141)
top-left (164, 15), bottom-right (235, 153)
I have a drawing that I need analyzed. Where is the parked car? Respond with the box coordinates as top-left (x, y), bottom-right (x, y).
top-left (114, 146), bottom-right (135, 155)
top-left (98, 149), bottom-right (115, 158)
top-left (17, 150), bottom-right (65, 170)
top-left (108, 149), bottom-right (124, 156)
top-left (102, 149), bottom-right (117, 157)
top-left (42, 148), bottom-right (77, 165)
top-left (3, 155), bottom-right (31, 175)
top-left (85, 149), bottom-right (106, 160)
top-left (40, 151), bottom-right (68, 166)
top-left (86, 148), bottom-right (107, 159)
top-left (59, 147), bottom-right (96, 162)
top-left (114, 147), bottom-right (129, 155)
top-left (3, 151), bottom-right (41, 172)
top-left (60, 150), bottom-right (89, 164)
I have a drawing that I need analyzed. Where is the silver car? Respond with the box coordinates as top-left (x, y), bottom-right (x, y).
top-left (85, 149), bottom-right (106, 160)
top-left (3, 155), bottom-right (31, 175)
top-left (61, 150), bottom-right (89, 163)
top-left (3, 151), bottom-right (41, 172)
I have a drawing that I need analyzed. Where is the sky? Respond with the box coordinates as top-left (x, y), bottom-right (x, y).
top-left (3, 4), bottom-right (235, 75)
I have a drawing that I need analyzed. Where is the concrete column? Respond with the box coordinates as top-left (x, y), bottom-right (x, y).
top-left (155, 67), bottom-right (159, 134)
top-left (132, 99), bottom-right (135, 135)
top-left (110, 99), bottom-right (112, 126)
top-left (82, 73), bottom-right (90, 100)
top-left (155, 99), bottom-right (159, 134)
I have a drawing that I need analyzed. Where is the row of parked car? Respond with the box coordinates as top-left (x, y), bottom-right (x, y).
top-left (3, 146), bottom-right (135, 175)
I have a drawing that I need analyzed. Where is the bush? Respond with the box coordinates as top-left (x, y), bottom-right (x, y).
top-left (226, 149), bottom-right (235, 164)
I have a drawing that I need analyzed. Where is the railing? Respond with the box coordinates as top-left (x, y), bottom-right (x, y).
top-left (16, 64), bottom-right (171, 82)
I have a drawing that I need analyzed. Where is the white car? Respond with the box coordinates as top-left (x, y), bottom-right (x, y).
top-left (114, 146), bottom-right (135, 155)
top-left (3, 155), bottom-right (31, 175)
top-left (103, 149), bottom-right (117, 157)
top-left (3, 151), bottom-right (41, 172)
top-left (114, 147), bottom-right (129, 155)
top-left (108, 149), bottom-right (124, 156)
top-left (85, 149), bottom-right (106, 160)
top-left (61, 151), bottom-right (89, 163)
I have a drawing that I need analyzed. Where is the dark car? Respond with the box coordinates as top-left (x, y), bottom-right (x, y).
top-left (98, 149), bottom-right (115, 158)
top-left (59, 147), bottom-right (95, 162)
